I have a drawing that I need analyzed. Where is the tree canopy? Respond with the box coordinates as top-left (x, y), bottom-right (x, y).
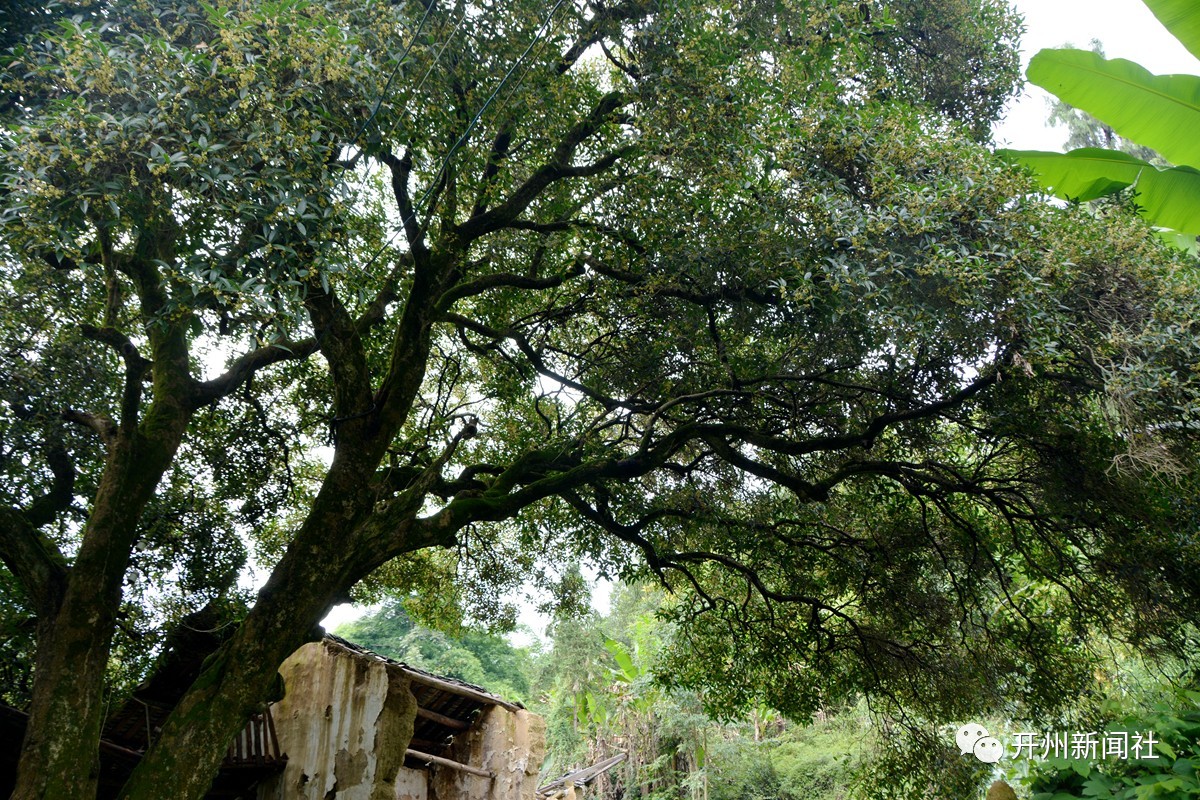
top-left (1, 0), bottom-right (1198, 798)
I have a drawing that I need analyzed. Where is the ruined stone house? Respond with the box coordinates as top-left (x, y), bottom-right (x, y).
top-left (1, 632), bottom-right (545, 800)
top-left (261, 636), bottom-right (545, 800)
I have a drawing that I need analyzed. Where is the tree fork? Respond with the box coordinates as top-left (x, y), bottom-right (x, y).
top-left (117, 455), bottom-right (402, 800)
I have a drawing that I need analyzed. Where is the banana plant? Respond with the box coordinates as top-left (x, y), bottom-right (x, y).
top-left (997, 0), bottom-right (1200, 246)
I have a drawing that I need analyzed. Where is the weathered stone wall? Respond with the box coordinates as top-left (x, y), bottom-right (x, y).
top-left (257, 640), bottom-right (418, 800)
top-left (394, 766), bottom-right (430, 800)
top-left (428, 706), bottom-right (546, 800)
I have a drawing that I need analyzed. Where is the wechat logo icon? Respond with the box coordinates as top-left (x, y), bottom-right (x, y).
top-left (957, 723), bottom-right (1004, 763)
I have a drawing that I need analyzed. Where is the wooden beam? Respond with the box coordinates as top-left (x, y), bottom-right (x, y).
top-left (404, 670), bottom-right (522, 712)
top-left (416, 706), bottom-right (470, 731)
top-left (406, 749), bottom-right (493, 779)
top-left (538, 753), bottom-right (627, 795)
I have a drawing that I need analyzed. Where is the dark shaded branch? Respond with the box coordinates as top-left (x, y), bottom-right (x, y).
top-left (81, 322), bottom-right (151, 435)
top-left (196, 253), bottom-right (413, 407)
top-left (0, 507), bottom-right (69, 617)
top-left (562, 489), bottom-right (672, 583)
top-left (408, 438), bottom-right (679, 551)
top-left (440, 312), bottom-right (641, 411)
top-left (705, 436), bottom-right (825, 501)
top-left (583, 255), bottom-right (779, 305)
top-left (508, 219), bottom-right (644, 253)
top-left (455, 91), bottom-right (630, 242)
top-left (692, 369), bottom-right (1001, 460)
top-left (470, 128), bottom-right (513, 219)
top-left (357, 423), bottom-right (480, 551)
top-left (24, 440), bottom-right (76, 529)
top-left (599, 39), bottom-right (640, 80)
top-left (435, 261), bottom-right (585, 312)
top-left (559, 490), bottom-right (877, 655)
top-left (305, 283), bottom-right (375, 429)
top-left (556, 0), bottom-right (655, 74)
top-left (194, 339), bottom-right (320, 406)
top-left (379, 148), bottom-right (428, 259)
top-left (80, 325), bottom-right (149, 371)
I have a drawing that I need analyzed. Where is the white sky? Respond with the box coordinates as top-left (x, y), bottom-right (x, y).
top-left (323, 0), bottom-right (1198, 640)
top-left (995, 0), bottom-right (1196, 150)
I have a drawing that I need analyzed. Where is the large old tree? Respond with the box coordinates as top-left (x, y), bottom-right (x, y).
top-left (2, 0), bottom-right (1199, 797)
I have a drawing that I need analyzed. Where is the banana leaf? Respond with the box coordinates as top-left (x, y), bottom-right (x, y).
top-left (1027, 49), bottom-right (1200, 168)
top-left (998, 147), bottom-right (1200, 235)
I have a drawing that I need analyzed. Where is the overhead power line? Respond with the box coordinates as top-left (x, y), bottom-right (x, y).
top-left (346, 4), bottom-right (471, 207)
top-left (358, 0), bottom-right (572, 272)
top-left (347, 0), bottom-right (437, 149)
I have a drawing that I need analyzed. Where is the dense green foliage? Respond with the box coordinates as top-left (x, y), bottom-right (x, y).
top-left (1026, 689), bottom-right (1200, 800)
top-left (530, 582), bottom-right (886, 800)
top-left (1, 0), bottom-right (1198, 797)
top-left (463, 585), bottom-right (1199, 799)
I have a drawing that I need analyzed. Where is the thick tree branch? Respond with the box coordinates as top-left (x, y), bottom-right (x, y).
top-left (79, 325), bottom-right (144, 364)
top-left (441, 311), bottom-right (643, 411)
top-left (556, 0), bottom-right (656, 74)
top-left (62, 408), bottom-right (118, 445)
top-left (690, 369), bottom-right (1001, 459)
top-left (406, 433), bottom-right (690, 554)
top-left (705, 436), bottom-right (826, 501)
top-left (0, 507), bottom-right (69, 618)
top-left (304, 283), bottom-right (375, 432)
top-left (194, 338), bottom-right (319, 406)
top-left (24, 440), bottom-right (76, 529)
top-left (379, 148), bottom-right (428, 260)
top-left (79, 326), bottom-right (151, 432)
top-left (195, 254), bottom-right (414, 406)
top-left (508, 218), bottom-right (645, 253)
top-left (355, 422), bottom-right (479, 552)
top-left (583, 255), bottom-right (781, 306)
top-left (469, 128), bottom-right (513, 219)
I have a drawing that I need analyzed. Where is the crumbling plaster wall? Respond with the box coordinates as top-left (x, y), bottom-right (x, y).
top-left (429, 706), bottom-right (545, 800)
top-left (257, 640), bottom-right (419, 800)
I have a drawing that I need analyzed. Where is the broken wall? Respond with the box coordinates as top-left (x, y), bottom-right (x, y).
top-left (257, 640), bottom-right (418, 800)
top-left (428, 706), bottom-right (545, 800)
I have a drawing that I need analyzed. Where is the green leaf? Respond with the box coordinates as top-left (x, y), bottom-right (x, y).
top-left (1026, 48), bottom-right (1200, 167)
top-left (603, 637), bottom-right (639, 682)
top-left (999, 147), bottom-right (1145, 200)
top-left (1154, 229), bottom-right (1200, 253)
top-left (1082, 775), bottom-right (1115, 797)
top-left (1143, 0), bottom-right (1200, 61)
top-left (999, 148), bottom-right (1200, 234)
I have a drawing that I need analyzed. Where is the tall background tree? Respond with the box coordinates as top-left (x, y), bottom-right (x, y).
top-left (1, 0), bottom-right (1198, 798)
